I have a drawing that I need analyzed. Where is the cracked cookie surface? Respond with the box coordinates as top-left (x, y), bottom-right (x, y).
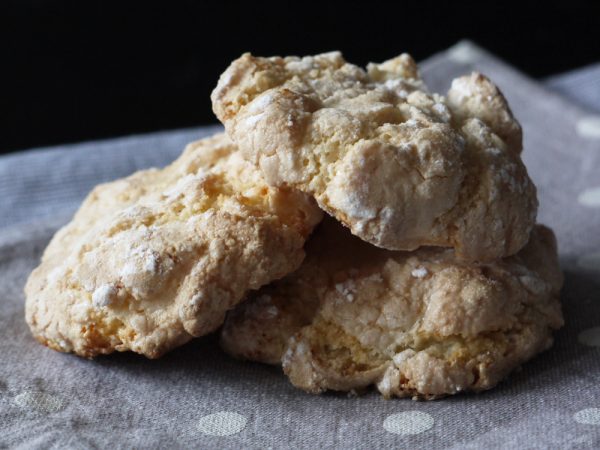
top-left (221, 218), bottom-right (563, 399)
top-left (25, 133), bottom-right (322, 358)
top-left (212, 52), bottom-right (537, 261)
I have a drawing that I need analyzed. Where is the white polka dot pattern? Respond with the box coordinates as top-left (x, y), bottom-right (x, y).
top-left (574, 408), bottom-right (600, 425)
top-left (13, 391), bottom-right (65, 414)
top-left (578, 327), bottom-right (600, 347)
top-left (578, 187), bottom-right (600, 207)
top-left (576, 116), bottom-right (600, 139)
top-left (197, 411), bottom-right (247, 436)
top-left (383, 411), bottom-right (434, 435)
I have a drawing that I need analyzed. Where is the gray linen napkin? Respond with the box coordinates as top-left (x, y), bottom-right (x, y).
top-left (546, 62), bottom-right (600, 114)
top-left (1, 41), bottom-right (599, 449)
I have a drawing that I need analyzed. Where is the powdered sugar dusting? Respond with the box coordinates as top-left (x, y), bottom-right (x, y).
top-left (244, 112), bottom-right (265, 128)
top-left (92, 284), bottom-right (118, 308)
top-left (432, 103), bottom-right (450, 122)
top-left (190, 292), bottom-right (204, 307)
top-left (335, 279), bottom-right (356, 302)
top-left (449, 77), bottom-right (473, 103)
top-left (143, 252), bottom-right (160, 272)
top-left (393, 348), bottom-right (417, 366)
top-left (411, 267), bottom-right (428, 278)
top-left (281, 336), bottom-right (307, 367)
top-left (247, 92), bottom-right (274, 114)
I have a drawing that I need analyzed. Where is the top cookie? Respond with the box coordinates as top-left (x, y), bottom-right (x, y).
top-left (25, 133), bottom-right (322, 358)
top-left (212, 52), bottom-right (537, 261)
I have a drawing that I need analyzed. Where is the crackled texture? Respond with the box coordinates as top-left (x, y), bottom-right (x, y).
top-left (25, 133), bottom-right (323, 358)
top-left (221, 219), bottom-right (563, 399)
top-left (212, 52), bottom-right (537, 261)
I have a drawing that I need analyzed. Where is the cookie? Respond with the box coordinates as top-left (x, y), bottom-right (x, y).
top-left (25, 133), bottom-right (323, 358)
top-left (212, 52), bottom-right (537, 261)
top-left (221, 218), bottom-right (563, 399)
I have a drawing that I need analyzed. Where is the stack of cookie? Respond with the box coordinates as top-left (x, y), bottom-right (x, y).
top-left (25, 52), bottom-right (563, 399)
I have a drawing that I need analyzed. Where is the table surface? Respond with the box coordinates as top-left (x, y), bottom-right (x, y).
top-left (1, 41), bottom-right (599, 449)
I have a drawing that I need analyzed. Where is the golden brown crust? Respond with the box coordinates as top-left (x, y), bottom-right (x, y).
top-left (212, 52), bottom-right (537, 261)
top-left (221, 219), bottom-right (563, 399)
top-left (25, 133), bottom-right (323, 358)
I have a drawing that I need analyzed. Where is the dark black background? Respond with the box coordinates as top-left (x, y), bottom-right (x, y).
top-left (2, 0), bottom-right (599, 154)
